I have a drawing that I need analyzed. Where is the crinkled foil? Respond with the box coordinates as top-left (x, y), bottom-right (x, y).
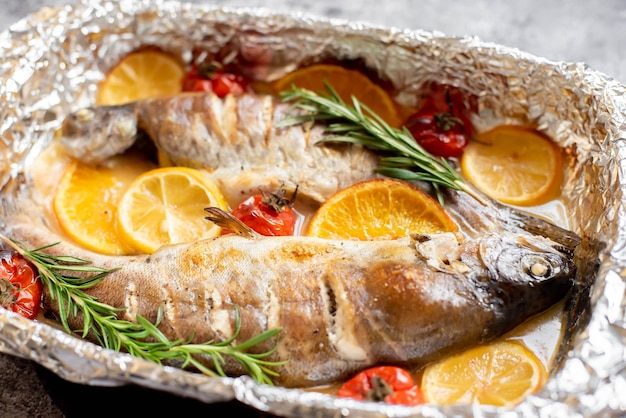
top-left (0, 0), bottom-right (624, 416)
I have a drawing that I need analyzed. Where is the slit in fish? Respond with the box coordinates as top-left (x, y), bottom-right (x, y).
top-left (323, 274), bottom-right (369, 361)
top-left (123, 281), bottom-right (139, 321)
top-left (265, 282), bottom-right (280, 330)
top-left (325, 277), bottom-right (338, 323)
top-left (320, 276), bottom-right (337, 345)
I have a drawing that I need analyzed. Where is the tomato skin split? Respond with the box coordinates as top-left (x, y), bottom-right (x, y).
top-left (0, 251), bottom-right (42, 320)
top-left (337, 366), bottom-right (424, 406)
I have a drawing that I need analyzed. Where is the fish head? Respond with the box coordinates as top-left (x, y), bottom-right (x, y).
top-left (476, 231), bottom-right (576, 324)
top-left (60, 104), bottom-right (138, 164)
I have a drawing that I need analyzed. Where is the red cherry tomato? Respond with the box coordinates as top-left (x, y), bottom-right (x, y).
top-left (404, 84), bottom-right (475, 159)
top-left (0, 250), bottom-right (42, 320)
top-left (337, 366), bottom-right (424, 406)
top-left (225, 188), bottom-right (298, 236)
top-left (405, 111), bottom-right (469, 158)
top-left (183, 78), bottom-right (213, 93)
top-left (182, 65), bottom-right (250, 97)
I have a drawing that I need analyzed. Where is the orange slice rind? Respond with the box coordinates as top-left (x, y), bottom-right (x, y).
top-left (116, 167), bottom-right (227, 254)
top-left (461, 125), bottom-right (563, 206)
top-left (53, 153), bottom-right (155, 255)
top-left (305, 178), bottom-right (457, 240)
top-left (96, 49), bottom-right (185, 106)
top-left (421, 340), bottom-right (548, 407)
top-left (272, 64), bottom-right (402, 128)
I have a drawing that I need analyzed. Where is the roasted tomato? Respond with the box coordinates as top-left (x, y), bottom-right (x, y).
top-left (182, 64), bottom-right (251, 97)
top-left (404, 84), bottom-right (475, 159)
top-left (225, 187), bottom-right (298, 236)
top-left (0, 250), bottom-right (42, 320)
top-left (337, 366), bottom-right (424, 406)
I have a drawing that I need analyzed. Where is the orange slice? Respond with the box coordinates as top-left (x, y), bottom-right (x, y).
top-left (96, 49), bottom-right (185, 106)
top-left (272, 64), bottom-right (402, 127)
top-left (421, 341), bottom-right (548, 407)
top-left (53, 153), bottom-right (156, 255)
top-left (116, 167), bottom-right (227, 254)
top-left (461, 125), bottom-right (563, 206)
top-left (305, 178), bottom-right (457, 240)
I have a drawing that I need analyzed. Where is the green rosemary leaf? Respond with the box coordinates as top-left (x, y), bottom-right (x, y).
top-left (233, 328), bottom-right (283, 352)
top-left (1, 237), bottom-right (284, 385)
top-left (279, 84), bottom-right (484, 204)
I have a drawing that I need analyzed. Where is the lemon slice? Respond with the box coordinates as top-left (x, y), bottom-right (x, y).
top-left (53, 153), bottom-right (156, 255)
top-left (461, 125), bottom-right (563, 206)
top-left (116, 167), bottom-right (227, 254)
top-left (421, 341), bottom-right (547, 407)
top-left (96, 49), bottom-right (185, 106)
top-left (272, 64), bottom-right (403, 128)
top-left (305, 178), bottom-right (457, 240)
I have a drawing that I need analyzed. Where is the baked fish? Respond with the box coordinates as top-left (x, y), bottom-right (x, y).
top-left (58, 91), bottom-right (581, 248)
top-left (0, 91), bottom-right (580, 388)
top-left (2, 203), bottom-right (575, 388)
top-left (60, 92), bottom-right (380, 204)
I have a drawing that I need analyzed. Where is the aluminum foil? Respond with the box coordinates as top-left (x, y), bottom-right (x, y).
top-left (0, 0), bottom-right (624, 416)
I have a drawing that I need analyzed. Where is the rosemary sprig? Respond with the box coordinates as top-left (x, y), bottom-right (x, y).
top-left (2, 237), bottom-right (284, 385)
top-left (278, 83), bottom-right (485, 205)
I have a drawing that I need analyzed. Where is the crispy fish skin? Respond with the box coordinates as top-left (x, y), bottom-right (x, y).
top-left (2, 211), bottom-right (575, 388)
top-left (60, 92), bottom-right (380, 203)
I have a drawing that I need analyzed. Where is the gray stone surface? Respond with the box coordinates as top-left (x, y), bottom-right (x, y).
top-left (1, 0), bottom-right (625, 416)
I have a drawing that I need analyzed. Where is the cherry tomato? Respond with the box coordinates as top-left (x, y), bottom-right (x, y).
top-left (182, 65), bottom-right (250, 97)
top-left (337, 366), bottom-right (424, 406)
top-left (405, 111), bottom-right (469, 158)
top-left (225, 188), bottom-right (298, 236)
top-left (0, 250), bottom-right (42, 320)
top-left (405, 84), bottom-right (475, 159)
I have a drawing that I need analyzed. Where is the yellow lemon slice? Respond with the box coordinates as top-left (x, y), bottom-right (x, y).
top-left (421, 341), bottom-right (548, 407)
top-left (272, 64), bottom-right (403, 128)
top-left (116, 167), bottom-right (227, 254)
top-left (53, 153), bottom-right (156, 255)
top-left (305, 178), bottom-right (457, 240)
top-left (96, 49), bottom-right (185, 106)
top-left (461, 125), bottom-right (563, 206)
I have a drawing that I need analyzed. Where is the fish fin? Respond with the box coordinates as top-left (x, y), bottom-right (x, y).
top-left (501, 206), bottom-right (581, 256)
top-left (444, 189), bottom-right (581, 256)
top-left (204, 207), bottom-right (260, 239)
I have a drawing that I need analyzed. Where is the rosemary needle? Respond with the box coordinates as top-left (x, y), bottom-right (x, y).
top-left (278, 83), bottom-right (485, 205)
top-left (1, 236), bottom-right (284, 385)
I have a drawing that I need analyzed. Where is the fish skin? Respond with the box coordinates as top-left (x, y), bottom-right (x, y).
top-left (0, 92), bottom-right (581, 387)
top-left (1, 208), bottom-right (575, 388)
top-left (60, 92), bottom-right (381, 204)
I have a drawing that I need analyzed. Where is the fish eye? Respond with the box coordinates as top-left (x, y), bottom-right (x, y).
top-left (523, 256), bottom-right (553, 278)
top-left (530, 262), bottom-right (549, 276)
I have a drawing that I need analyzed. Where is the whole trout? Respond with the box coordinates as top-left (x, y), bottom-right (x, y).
top-left (60, 92), bottom-right (380, 204)
top-left (2, 208), bottom-right (575, 388)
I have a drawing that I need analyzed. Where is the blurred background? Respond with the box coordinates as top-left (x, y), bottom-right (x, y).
top-left (1, 0), bottom-right (625, 416)
top-left (3, 0), bottom-right (626, 82)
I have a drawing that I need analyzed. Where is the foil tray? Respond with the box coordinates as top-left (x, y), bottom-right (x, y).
top-left (0, 1), bottom-right (625, 416)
